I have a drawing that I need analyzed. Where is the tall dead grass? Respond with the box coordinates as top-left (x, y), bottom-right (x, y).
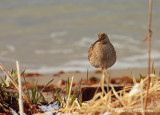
top-left (55, 74), bottom-right (160, 115)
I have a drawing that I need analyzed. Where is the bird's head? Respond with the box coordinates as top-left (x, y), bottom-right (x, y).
top-left (92, 33), bottom-right (110, 48)
top-left (97, 33), bottom-right (110, 43)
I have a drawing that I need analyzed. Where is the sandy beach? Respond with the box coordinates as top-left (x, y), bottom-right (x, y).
top-left (24, 67), bottom-right (160, 86)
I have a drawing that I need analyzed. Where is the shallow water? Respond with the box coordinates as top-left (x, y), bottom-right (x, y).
top-left (0, 0), bottom-right (160, 74)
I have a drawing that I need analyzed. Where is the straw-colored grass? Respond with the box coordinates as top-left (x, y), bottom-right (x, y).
top-left (1, 62), bottom-right (160, 114)
top-left (53, 74), bottom-right (160, 115)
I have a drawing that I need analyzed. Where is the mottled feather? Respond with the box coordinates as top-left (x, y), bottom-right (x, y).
top-left (88, 33), bottom-right (116, 69)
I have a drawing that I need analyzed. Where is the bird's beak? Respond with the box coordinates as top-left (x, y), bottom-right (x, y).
top-left (92, 39), bottom-right (101, 48)
top-left (92, 36), bottom-right (105, 48)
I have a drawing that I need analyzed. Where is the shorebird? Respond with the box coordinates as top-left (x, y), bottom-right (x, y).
top-left (88, 33), bottom-right (116, 86)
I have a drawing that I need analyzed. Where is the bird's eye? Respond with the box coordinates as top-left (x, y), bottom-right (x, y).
top-left (101, 36), bottom-right (105, 40)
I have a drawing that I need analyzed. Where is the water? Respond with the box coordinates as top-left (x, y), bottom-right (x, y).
top-left (0, 0), bottom-right (160, 74)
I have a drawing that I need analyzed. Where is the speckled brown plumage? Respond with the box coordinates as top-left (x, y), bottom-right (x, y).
top-left (88, 33), bottom-right (116, 70)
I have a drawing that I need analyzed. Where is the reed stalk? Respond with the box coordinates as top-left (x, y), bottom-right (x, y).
top-left (143, 0), bottom-right (152, 114)
top-left (16, 61), bottom-right (24, 115)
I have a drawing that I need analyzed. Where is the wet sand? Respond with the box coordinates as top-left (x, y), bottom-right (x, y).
top-left (24, 67), bottom-right (160, 86)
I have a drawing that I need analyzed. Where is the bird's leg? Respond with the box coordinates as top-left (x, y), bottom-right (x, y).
top-left (104, 68), bottom-right (110, 93)
top-left (100, 69), bottom-right (105, 94)
top-left (104, 68), bottom-right (107, 76)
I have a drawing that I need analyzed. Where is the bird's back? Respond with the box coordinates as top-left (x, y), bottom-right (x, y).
top-left (88, 40), bottom-right (116, 69)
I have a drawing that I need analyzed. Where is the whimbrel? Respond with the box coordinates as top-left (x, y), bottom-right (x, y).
top-left (88, 33), bottom-right (116, 90)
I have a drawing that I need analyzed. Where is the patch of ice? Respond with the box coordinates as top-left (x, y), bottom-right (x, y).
top-left (38, 102), bottom-right (60, 112)
top-left (10, 108), bottom-right (18, 115)
top-left (129, 83), bottom-right (143, 96)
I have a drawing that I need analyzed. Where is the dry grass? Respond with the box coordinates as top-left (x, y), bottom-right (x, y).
top-left (1, 62), bottom-right (160, 114)
top-left (53, 74), bottom-right (160, 115)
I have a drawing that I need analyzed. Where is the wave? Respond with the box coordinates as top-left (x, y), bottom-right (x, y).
top-left (0, 45), bottom-right (16, 62)
top-left (26, 65), bottom-right (89, 74)
top-left (50, 31), bottom-right (67, 38)
top-left (35, 49), bottom-right (74, 54)
top-left (75, 37), bottom-right (93, 47)
top-left (0, 45), bottom-right (16, 56)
